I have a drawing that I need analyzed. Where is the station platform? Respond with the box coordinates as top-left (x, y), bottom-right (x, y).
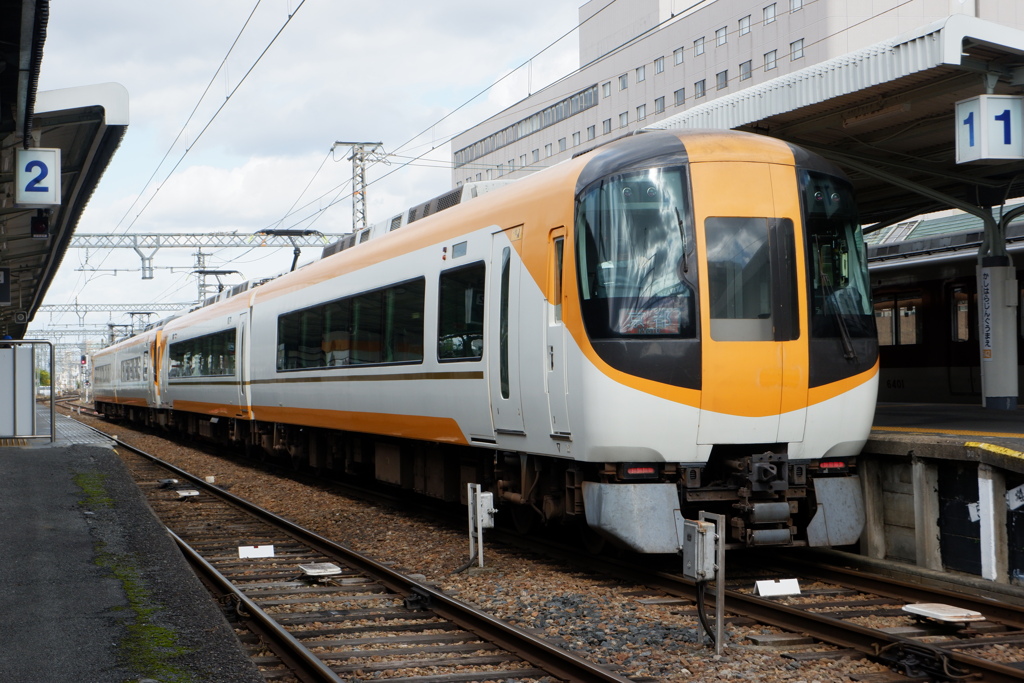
top-left (869, 402), bottom-right (1024, 468)
top-left (0, 409), bottom-right (262, 682)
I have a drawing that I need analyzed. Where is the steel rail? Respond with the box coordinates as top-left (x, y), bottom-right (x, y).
top-left (768, 553), bottom-right (1024, 628)
top-left (98, 423), bottom-right (633, 683)
top-left (171, 528), bottom-right (344, 682)
top-left (486, 527), bottom-right (1024, 682)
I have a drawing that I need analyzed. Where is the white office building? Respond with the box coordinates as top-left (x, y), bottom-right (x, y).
top-left (451, 0), bottom-right (1020, 186)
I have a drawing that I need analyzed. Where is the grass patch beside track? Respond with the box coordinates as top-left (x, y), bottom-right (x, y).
top-left (74, 469), bottom-right (194, 683)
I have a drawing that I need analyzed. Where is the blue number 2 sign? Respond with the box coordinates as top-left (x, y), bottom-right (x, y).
top-left (23, 159), bottom-right (49, 192)
top-left (15, 148), bottom-right (61, 206)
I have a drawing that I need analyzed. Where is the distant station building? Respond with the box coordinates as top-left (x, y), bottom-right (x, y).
top-left (451, 0), bottom-right (1021, 186)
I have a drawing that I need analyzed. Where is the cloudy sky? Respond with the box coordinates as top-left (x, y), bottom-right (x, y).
top-left (35, 0), bottom-right (581, 337)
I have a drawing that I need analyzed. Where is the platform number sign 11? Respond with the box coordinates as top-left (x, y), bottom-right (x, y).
top-left (956, 95), bottom-right (1024, 163)
top-left (15, 148), bottom-right (61, 207)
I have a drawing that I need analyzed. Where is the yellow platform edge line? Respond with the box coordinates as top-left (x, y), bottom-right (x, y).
top-left (964, 441), bottom-right (1024, 460)
top-left (872, 425), bottom-right (1024, 439)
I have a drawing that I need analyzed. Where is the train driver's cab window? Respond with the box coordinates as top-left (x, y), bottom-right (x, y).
top-left (438, 262), bottom-right (485, 361)
top-left (873, 294), bottom-right (922, 346)
top-left (576, 166), bottom-right (697, 338)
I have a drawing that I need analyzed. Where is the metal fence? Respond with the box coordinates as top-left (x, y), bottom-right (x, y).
top-left (0, 340), bottom-right (55, 442)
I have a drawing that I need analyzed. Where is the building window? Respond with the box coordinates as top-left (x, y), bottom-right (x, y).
top-left (765, 49), bottom-right (777, 71)
top-left (694, 79), bottom-right (706, 98)
top-left (486, 169), bottom-right (493, 180)
top-left (674, 47), bottom-right (684, 64)
top-left (545, 143), bottom-right (553, 157)
top-left (739, 15), bottom-right (751, 35)
top-left (558, 137), bottom-right (567, 152)
top-left (637, 104), bottom-right (647, 121)
top-left (520, 154), bottom-right (527, 167)
top-left (532, 149), bottom-right (540, 163)
top-left (636, 65), bottom-right (646, 82)
top-left (674, 88), bottom-right (685, 106)
top-left (694, 37), bottom-right (705, 56)
top-left (655, 56), bottom-right (664, 74)
top-left (764, 3), bottom-right (776, 24)
top-left (587, 124), bottom-right (596, 140)
top-left (716, 70), bottom-right (728, 90)
top-left (572, 131), bottom-right (581, 146)
top-left (508, 159), bottom-right (515, 172)
top-left (602, 81), bottom-right (611, 97)
top-left (740, 60), bottom-right (752, 80)
top-left (453, 84), bottom-right (598, 169)
top-left (790, 38), bottom-right (804, 60)
top-left (497, 163), bottom-right (503, 177)
top-left (716, 27), bottom-right (727, 46)
top-left (476, 173), bottom-right (482, 181)
top-left (619, 73), bottom-right (629, 90)
top-left (619, 111), bottom-right (629, 128)
top-left (791, 0), bottom-right (802, 10)
top-left (654, 96), bottom-right (665, 113)
top-left (603, 118), bottom-right (612, 134)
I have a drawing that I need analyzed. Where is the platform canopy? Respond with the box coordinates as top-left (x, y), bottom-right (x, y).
top-left (647, 14), bottom-right (1024, 229)
top-left (0, 0), bottom-right (128, 339)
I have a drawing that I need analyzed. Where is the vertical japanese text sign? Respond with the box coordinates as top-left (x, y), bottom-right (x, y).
top-left (15, 148), bottom-right (61, 206)
top-left (956, 95), bottom-right (1024, 163)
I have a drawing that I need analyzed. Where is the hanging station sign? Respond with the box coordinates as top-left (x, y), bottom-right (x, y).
top-left (15, 148), bottom-right (62, 207)
top-left (956, 95), bottom-right (1024, 163)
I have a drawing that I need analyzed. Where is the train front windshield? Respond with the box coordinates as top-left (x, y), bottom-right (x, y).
top-left (801, 171), bottom-right (874, 340)
top-left (576, 167), bottom-right (698, 338)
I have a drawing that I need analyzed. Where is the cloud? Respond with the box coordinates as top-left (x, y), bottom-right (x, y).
top-left (33, 0), bottom-right (580, 330)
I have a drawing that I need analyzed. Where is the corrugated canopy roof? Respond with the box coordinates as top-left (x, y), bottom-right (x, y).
top-left (0, 0), bottom-right (127, 339)
top-left (648, 14), bottom-right (1024, 228)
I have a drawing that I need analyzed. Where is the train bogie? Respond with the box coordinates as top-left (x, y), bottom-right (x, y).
top-left (93, 129), bottom-right (878, 554)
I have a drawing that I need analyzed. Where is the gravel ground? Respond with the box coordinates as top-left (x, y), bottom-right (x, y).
top-left (80, 412), bottom-right (896, 682)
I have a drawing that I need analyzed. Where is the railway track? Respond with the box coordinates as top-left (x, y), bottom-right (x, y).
top-left (528, 540), bottom-right (1024, 682)
top-left (66, 408), bottom-right (1024, 681)
top-left (84, 422), bottom-right (633, 683)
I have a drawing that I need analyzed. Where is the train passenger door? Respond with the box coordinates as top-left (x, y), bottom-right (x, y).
top-left (488, 228), bottom-right (526, 435)
top-left (694, 162), bottom-right (807, 445)
top-left (546, 228), bottom-right (571, 437)
top-left (144, 346), bottom-right (153, 405)
top-left (237, 311), bottom-right (252, 417)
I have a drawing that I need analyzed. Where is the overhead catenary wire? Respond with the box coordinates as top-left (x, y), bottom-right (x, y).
top-left (64, 0), bottom-right (308, 305)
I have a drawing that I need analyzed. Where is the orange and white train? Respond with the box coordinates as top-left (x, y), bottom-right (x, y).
top-left (93, 129), bottom-right (878, 552)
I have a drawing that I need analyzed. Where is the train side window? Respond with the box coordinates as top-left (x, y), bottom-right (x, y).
top-left (438, 261), bottom-right (485, 361)
top-left (897, 295), bottom-right (922, 345)
top-left (952, 287), bottom-right (970, 342)
top-left (277, 277), bottom-right (425, 371)
top-left (874, 300), bottom-right (895, 346)
top-left (552, 235), bottom-right (564, 322)
top-left (873, 294), bottom-right (922, 345)
top-left (169, 329), bottom-right (236, 377)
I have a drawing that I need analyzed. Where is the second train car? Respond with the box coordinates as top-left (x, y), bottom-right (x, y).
top-left (93, 129), bottom-right (878, 552)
